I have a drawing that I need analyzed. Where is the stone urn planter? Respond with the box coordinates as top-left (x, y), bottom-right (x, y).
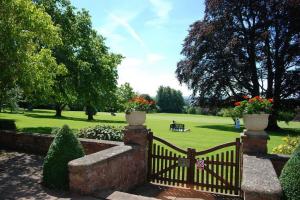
top-left (243, 114), bottom-right (269, 131)
top-left (125, 111), bottom-right (146, 126)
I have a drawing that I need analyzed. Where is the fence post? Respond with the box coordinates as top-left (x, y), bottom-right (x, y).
top-left (187, 148), bottom-right (196, 188)
top-left (147, 131), bottom-right (153, 181)
top-left (235, 138), bottom-right (241, 195)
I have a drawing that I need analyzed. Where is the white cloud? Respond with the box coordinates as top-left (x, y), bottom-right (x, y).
top-left (149, 0), bottom-right (172, 18)
top-left (109, 14), bottom-right (145, 48)
top-left (147, 0), bottom-right (173, 27)
top-left (118, 56), bottom-right (191, 97)
top-left (97, 10), bottom-right (146, 53)
top-left (146, 53), bottom-right (165, 64)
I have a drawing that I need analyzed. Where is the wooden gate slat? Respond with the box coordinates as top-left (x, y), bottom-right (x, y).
top-left (225, 151), bottom-right (229, 194)
top-left (196, 168), bottom-right (200, 190)
top-left (168, 151), bottom-right (172, 185)
top-left (211, 155), bottom-right (214, 192)
top-left (172, 153), bottom-right (177, 186)
top-left (205, 156), bottom-right (209, 191)
top-left (164, 149), bottom-right (168, 185)
top-left (220, 152), bottom-right (224, 193)
top-left (152, 143), bottom-right (156, 182)
top-left (201, 157), bottom-right (204, 191)
top-left (160, 146), bottom-right (165, 184)
top-left (181, 156), bottom-right (186, 187)
top-left (216, 154), bottom-right (219, 193)
top-left (156, 145), bottom-right (161, 183)
top-left (230, 150), bottom-right (234, 194)
top-left (177, 155), bottom-right (181, 186)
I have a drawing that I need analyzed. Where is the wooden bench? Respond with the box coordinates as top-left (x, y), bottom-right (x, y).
top-left (169, 123), bottom-right (185, 132)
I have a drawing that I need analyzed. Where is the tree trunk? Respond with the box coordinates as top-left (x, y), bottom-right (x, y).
top-left (265, 36), bottom-right (274, 98)
top-left (266, 113), bottom-right (280, 131)
top-left (55, 104), bottom-right (65, 117)
top-left (88, 114), bottom-right (94, 120)
top-left (266, 97), bottom-right (281, 131)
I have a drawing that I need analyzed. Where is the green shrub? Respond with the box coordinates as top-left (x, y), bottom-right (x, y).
top-left (43, 125), bottom-right (84, 190)
top-left (217, 108), bottom-right (238, 118)
top-left (272, 136), bottom-right (300, 155)
top-left (0, 119), bottom-right (16, 130)
top-left (187, 107), bottom-right (196, 114)
top-left (78, 125), bottom-right (123, 141)
top-left (280, 145), bottom-right (300, 200)
top-left (277, 111), bottom-right (295, 124)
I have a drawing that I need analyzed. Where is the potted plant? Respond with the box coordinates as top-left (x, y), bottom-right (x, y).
top-left (125, 96), bottom-right (155, 125)
top-left (234, 96), bottom-right (273, 132)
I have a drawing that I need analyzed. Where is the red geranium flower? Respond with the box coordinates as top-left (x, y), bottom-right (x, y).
top-left (243, 95), bottom-right (250, 99)
top-left (234, 101), bottom-right (241, 106)
top-left (249, 98), bottom-right (255, 103)
top-left (268, 98), bottom-right (273, 103)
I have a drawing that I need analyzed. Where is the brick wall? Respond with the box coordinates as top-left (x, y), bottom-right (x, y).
top-left (267, 154), bottom-right (290, 177)
top-left (68, 126), bottom-right (149, 195)
top-left (0, 130), bottom-right (122, 155)
top-left (69, 145), bottom-right (147, 194)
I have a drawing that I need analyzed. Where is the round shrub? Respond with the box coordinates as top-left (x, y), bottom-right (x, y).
top-left (43, 125), bottom-right (85, 190)
top-left (280, 144), bottom-right (300, 200)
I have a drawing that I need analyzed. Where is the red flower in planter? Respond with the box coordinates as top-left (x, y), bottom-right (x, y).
top-left (254, 96), bottom-right (261, 100)
top-left (249, 98), bottom-right (256, 103)
top-left (268, 98), bottom-right (273, 103)
top-left (234, 101), bottom-right (241, 106)
top-left (243, 95), bottom-right (250, 99)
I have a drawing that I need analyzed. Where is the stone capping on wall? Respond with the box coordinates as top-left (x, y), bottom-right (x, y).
top-left (69, 145), bottom-right (132, 167)
top-left (242, 154), bottom-right (282, 200)
top-left (0, 130), bottom-right (123, 155)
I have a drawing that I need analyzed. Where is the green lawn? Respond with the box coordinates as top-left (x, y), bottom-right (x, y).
top-left (0, 109), bottom-right (299, 152)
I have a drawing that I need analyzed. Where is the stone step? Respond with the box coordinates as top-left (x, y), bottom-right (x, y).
top-left (106, 191), bottom-right (160, 200)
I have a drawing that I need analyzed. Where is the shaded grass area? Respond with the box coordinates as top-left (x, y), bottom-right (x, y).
top-left (0, 109), bottom-right (299, 152)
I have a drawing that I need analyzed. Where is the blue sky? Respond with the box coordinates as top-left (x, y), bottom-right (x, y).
top-left (71, 0), bottom-right (205, 96)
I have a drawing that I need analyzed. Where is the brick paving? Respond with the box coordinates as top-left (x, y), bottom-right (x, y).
top-left (130, 183), bottom-right (243, 200)
top-left (0, 150), bottom-right (98, 200)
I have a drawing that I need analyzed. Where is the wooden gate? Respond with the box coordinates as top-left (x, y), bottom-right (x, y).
top-left (147, 132), bottom-right (242, 196)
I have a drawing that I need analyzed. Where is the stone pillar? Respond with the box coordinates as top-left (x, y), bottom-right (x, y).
top-left (123, 125), bottom-right (149, 146)
top-left (241, 130), bottom-right (269, 155)
top-left (123, 125), bottom-right (149, 185)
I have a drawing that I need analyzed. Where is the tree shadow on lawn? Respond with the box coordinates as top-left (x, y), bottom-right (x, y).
top-left (195, 124), bottom-right (242, 133)
top-left (268, 128), bottom-right (300, 137)
top-left (24, 113), bottom-right (126, 124)
top-left (197, 124), bottom-right (300, 136)
top-left (26, 110), bottom-right (55, 114)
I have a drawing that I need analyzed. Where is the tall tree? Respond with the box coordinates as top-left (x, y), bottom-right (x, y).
top-left (156, 86), bottom-right (184, 113)
top-left (36, 0), bottom-right (122, 119)
top-left (75, 10), bottom-right (122, 120)
top-left (0, 0), bottom-right (64, 111)
top-left (35, 0), bottom-right (79, 117)
top-left (176, 0), bottom-right (300, 130)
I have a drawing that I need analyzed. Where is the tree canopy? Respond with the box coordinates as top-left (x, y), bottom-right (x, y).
top-left (156, 86), bottom-right (184, 113)
top-left (0, 0), bottom-right (123, 119)
top-left (33, 0), bottom-right (122, 119)
top-left (0, 0), bottom-right (65, 111)
top-left (176, 0), bottom-right (300, 129)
